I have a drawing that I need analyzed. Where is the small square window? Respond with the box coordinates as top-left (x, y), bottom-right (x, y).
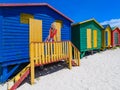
top-left (20, 13), bottom-right (34, 24)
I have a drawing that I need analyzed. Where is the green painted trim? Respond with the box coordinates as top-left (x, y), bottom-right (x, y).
top-left (80, 52), bottom-right (85, 58)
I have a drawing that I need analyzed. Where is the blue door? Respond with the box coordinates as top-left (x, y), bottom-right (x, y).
top-left (105, 31), bottom-right (108, 46)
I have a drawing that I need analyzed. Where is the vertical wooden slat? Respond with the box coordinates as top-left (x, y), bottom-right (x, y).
top-left (35, 43), bottom-right (38, 65)
top-left (62, 42), bottom-right (64, 57)
top-left (62, 42), bottom-right (63, 57)
top-left (65, 42), bottom-right (67, 58)
top-left (38, 43), bottom-right (41, 64)
top-left (68, 41), bottom-right (72, 69)
top-left (59, 42), bottom-right (61, 59)
top-left (45, 43), bottom-right (47, 64)
top-left (75, 49), bottom-right (77, 59)
top-left (48, 43), bottom-right (50, 63)
top-left (42, 43), bottom-right (44, 64)
top-left (58, 43), bottom-right (60, 59)
top-left (50, 42), bottom-right (53, 62)
top-left (67, 41), bottom-right (69, 58)
top-left (54, 42), bottom-right (56, 60)
top-left (56, 43), bottom-right (58, 60)
top-left (60, 43), bottom-right (62, 58)
top-left (30, 43), bottom-right (35, 85)
top-left (64, 42), bottom-right (66, 57)
top-left (78, 51), bottom-right (80, 66)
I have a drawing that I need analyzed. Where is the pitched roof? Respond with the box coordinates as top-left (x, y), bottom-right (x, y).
top-left (72, 18), bottom-right (104, 29)
top-left (0, 3), bottom-right (73, 22)
top-left (103, 24), bottom-right (112, 30)
top-left (111, 27), bottom-right (119, 31)
top-left (103, 25), bottom-right (109, 29)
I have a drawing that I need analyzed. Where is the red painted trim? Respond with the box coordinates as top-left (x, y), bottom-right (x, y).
top-left (0, 3), bottom-right (73, 22)
top-left (10, 69), bottom-right (30, 90)
top-left (71, 61), bottom-right (77, 66)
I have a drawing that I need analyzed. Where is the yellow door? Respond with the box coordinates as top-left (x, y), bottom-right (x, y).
top-left (87, 29), bottom-right (92, 48)
top-left (29, 18), bottom-right (42, 43)
top-left (54, 20), bottom-right (62, 41)
top-left (93, 30), bottom-right (97, 48)
top-left (29, 18), bottom-right (42, 84)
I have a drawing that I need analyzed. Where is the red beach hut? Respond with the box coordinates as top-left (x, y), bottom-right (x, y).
top-left (111, 27), bottom-right (120, 47)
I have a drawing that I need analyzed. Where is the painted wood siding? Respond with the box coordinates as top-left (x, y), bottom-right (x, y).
top-left (102, 27), bottom-right (111, 49)
top-left (72, 22), bottom-right (102, 53)
top-left (0, 9), bottom-right (2, 66)
top-left (71, 25), bottom-right (80, 50)
top-left (80, 22), bottom-right (102, 51)
top-left (112, 29), bottom-right (120, 47)
top-left (0, 6), bottom-right (71, 65)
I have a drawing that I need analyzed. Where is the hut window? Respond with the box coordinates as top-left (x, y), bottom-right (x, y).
top-left (20, 13), bottom-right (34, 24)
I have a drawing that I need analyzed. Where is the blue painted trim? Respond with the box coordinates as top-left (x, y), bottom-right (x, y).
top-left (2, 59), bottom-right (29, 67)
top-left (0, 64), bottom-right (20, 83)
top-left (0, 9), bottom-right (3, 65)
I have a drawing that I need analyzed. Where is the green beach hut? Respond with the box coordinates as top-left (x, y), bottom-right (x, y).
top-left (71, 19), bottom-right (104, 58)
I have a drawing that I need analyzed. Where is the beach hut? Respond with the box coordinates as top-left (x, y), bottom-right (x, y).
top-left (111, 27), bottom-right (120, 47)
top-left (72, 19), bottom-right (104, 58)
top-left (0, 3), bottom-right (79, 83)
top-left (102, 25), bottom-right (112, 50)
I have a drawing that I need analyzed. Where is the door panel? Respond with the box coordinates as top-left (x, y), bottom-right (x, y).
top-left (114, 32), bottom-right (118, 44)
top-left (93, 30), bottom-right (97, 48)
top-left (55, 20), bottom-right (62, 41)
top-left (29, 18), bottom-right (42, 43)
top-left (87, 29), bottom-right (92, 48)
top-left (105, 31), bottom-right (108, 46)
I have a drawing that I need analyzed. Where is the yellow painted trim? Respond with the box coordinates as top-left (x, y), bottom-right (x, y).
top-left (68, 41), bottom-right (72, 69)
top-left (93, 30), bottom-right (97, 48)
top-left (29, 18), bottom-right (42, 84)
top-left (87, 29), bottom-right (92, 48)
top-left (30, 43), bottom-right (35, 85)
top-left (20, 13), bottom-right (34, 24)
top-left (104, 27), bottom-right (111, 47)
top-left (29, 18), bottom-right (42, 43)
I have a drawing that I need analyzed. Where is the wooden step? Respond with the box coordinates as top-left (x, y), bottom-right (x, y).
top-left (7, 64), bottom-right (30, 90)
top-left (72, 60), bottom-right (77, 66)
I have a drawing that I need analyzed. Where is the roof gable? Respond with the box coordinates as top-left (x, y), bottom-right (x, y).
top-left (103, 24), bottom-right (112, 30)
top-left (112, 27), bottom-right (120, 33)
top-left (72, 18), bottom-right (104, 29)
top-left (0, 3), bottom-right (73, 22)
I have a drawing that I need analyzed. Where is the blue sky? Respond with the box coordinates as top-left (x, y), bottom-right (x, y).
top-left (0, 0), bottom-right (120, 27)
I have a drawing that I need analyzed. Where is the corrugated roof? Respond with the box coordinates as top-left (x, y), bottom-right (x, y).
top-left (0, 3), bottom-right (73, 22)
top-left (72, 18), bottom-right (104, 29)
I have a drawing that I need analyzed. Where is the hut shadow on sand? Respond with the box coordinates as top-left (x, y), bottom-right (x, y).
top-left (17, 61), bottom-right (68, 87)
top-left (84, 50), bottom-right (100, 58)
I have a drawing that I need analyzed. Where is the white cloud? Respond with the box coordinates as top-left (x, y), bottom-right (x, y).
top-left (101, 18), bottom-right (120, 28)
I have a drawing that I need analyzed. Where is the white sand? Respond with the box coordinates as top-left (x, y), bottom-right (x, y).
top-left (1, 48), bottom-right (120, 90)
